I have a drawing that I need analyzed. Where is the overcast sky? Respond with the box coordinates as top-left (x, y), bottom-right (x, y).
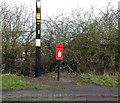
top-left (1, 0), bottom-right (119, 17)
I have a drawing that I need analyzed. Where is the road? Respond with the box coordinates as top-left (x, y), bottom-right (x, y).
top-left (2, 86), bottom-right (119, 102)
top-left (2, 87), bottom-right (118, 96)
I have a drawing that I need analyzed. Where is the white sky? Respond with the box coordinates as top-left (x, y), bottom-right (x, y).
top-left (1, 0), bottom-right (119, 17)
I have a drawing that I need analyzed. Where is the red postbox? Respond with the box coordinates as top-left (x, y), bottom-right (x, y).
top-left (56, 44), bottom-right (63, 60)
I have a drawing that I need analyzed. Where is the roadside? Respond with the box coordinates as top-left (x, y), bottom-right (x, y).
top-left (2, 87), bottom-right (119, 102)
top-left (2, 97), bottom-right (118, 102)
top-left (1, 72), bottom-right (119, 102)
top-left (24, 72), bottom-right (119, 89)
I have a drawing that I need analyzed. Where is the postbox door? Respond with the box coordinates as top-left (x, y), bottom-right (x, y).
top-left (56, 44), bottom-right (63, 60)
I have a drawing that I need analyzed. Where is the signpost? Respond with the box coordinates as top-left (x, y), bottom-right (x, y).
top-left (118, 2), bottom-right (120, 73)
top-left (35, 0), bottom-right (41, 77)
top-left (56, 44), bottom-right (64, 81)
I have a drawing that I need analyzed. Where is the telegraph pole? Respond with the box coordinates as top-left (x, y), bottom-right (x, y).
top-left (118, 2), bottom-right (120, 76)
top-left (35, 0), bottom-right (41, 77)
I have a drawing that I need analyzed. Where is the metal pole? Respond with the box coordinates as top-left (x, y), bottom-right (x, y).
top-left (35, 0), bottom-right (41, 77)
top-left (57, 60), bottom-right (61, 81)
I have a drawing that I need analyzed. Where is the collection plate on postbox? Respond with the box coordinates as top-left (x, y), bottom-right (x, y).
top-left (56, 44), bottom-right (63, 60)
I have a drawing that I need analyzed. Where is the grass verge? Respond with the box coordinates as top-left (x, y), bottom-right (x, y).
top-left (3, 94), bottom-right (76, 99)
top-left (2, 73), bottom-right (119, 90)
top-left (79, 74), bottom-right (118, 87)
top-left (2, 74), bottom-right (39, 90)
top-left (2, 94), bottom-right (118, 99)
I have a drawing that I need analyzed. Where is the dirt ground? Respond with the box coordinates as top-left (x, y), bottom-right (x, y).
top-left (24, 72), bottom-right (101, 89)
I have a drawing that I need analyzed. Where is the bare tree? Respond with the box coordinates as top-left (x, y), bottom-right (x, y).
top-left (42, 4), bottom-right (118, 75)
top-left (1, 3), bottom-right (36, 75)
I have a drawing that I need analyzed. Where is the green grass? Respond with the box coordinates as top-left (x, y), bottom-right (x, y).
top-left (1, 94), bottom-right (100, 99)
top-left (2, 74), bottom-right (68, 90)
top-left (2, 73), bottom-right (119, 90)
top-left (3, 94), bottom-right (118, 99)
top-left (3, 94), bottom-right (75, 99)
top-left (2, 74), bottom-right (39, 90)
top-left (79, 74), bottom-right (119, 87)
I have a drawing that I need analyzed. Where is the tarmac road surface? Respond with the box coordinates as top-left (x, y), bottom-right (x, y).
top-left (2, 86), bottom-right (119, 102)
top-left (2, 87), bottom-right (118, 96)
